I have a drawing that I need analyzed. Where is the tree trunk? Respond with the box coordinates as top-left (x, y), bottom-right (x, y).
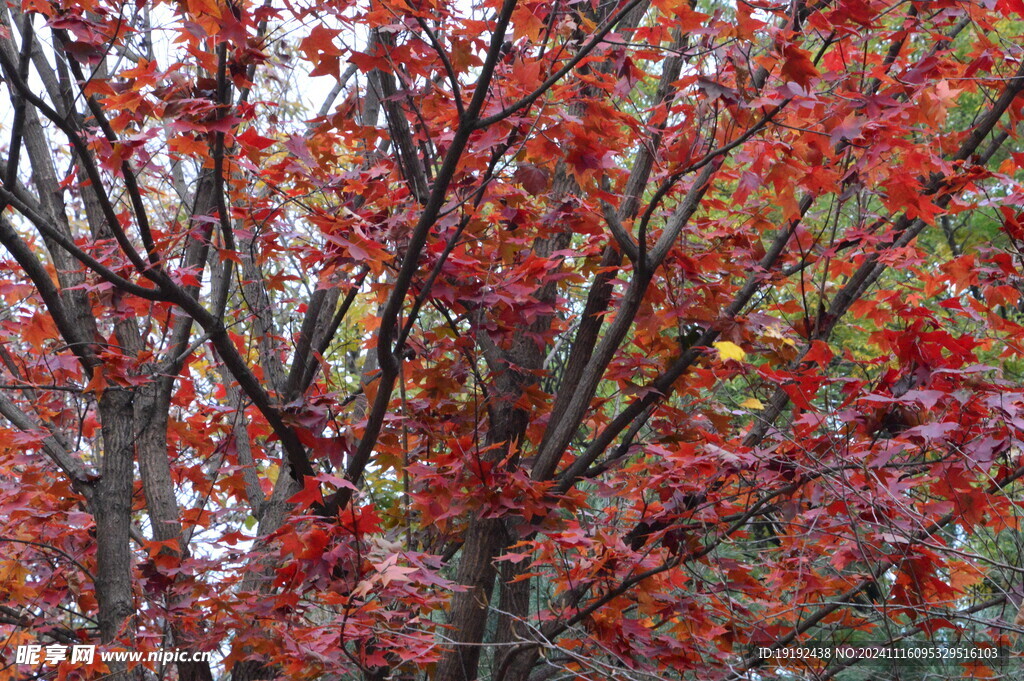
top-left (94, 389), bottom-right (136, 681)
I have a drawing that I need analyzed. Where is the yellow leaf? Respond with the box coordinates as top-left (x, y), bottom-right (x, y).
top-left (714, 341), bottom-right (746, 362)
top-left (763, 324), bottom-right (796, 347)
top-left (740, 398), bottom-right (764, 410)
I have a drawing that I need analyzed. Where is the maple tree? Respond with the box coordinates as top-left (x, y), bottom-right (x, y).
top-left (3, 0), bottom-right (1024, 679)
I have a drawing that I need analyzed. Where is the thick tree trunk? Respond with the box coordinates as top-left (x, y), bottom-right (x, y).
top-left (434, 357), bottom-right (536, 681)
top-left (492, 560), bottom-right (533, 681)
top-left (434, 517), bottom-right (506, 681)
top-left (94, 390), bottom-right (136, 652)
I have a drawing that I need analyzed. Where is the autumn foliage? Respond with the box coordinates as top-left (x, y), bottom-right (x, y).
top-left (3, 0), bottom-right (1024, 680)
